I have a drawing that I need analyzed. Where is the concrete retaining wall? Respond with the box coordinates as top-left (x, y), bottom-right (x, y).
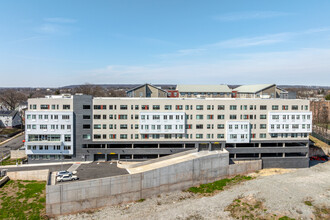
top-left (7, 169), bottom-right (49, 181)
top-left (10, 150), bottom-right (26, 159)
top-left (46, 152), bottom-right (261, 216)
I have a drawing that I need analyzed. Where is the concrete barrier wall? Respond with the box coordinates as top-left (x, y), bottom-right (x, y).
top-left (46, 152), bottom-right (261, 216)
top-left (10, 150), bottom-right (27, 159)
top-left (7, 169), bottom-right (49, 181)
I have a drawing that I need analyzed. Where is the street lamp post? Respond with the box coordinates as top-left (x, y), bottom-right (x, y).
top-left (60, 151), bottom-right (63, 171)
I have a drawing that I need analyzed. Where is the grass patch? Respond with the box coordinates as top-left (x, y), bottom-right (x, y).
top-left (137, 198), bottom-right (145, 202)
top-left (0, 180), bottom-right (47, 219)
top-left (226, 196), bottom-right (296, 220)
top-left (0, 156), bottom-right (25, 166)
top-left (187, 175), bottom-right (253, 194)
top-left (0, 128), bottom-right (21, 135)
top-left (304, 201), bottom-right (313, 206)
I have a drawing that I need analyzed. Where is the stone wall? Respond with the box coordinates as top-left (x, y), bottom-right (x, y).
top-left (46, 152), bottom-right (261, 216)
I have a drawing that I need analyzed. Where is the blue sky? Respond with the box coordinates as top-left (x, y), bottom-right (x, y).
top-left (1, 0), bottom-right (330, 87)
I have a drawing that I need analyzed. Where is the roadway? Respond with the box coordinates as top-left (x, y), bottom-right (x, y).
top-left (0, 134), bottom-right (24, 158)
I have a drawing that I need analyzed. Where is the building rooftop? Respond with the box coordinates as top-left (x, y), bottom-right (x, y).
top-left (233, 84), bottom-right (275, 93)
top-left (176, 85), bottom-right (232, 93)
top-left (0, 110), bottom-right (18, 117)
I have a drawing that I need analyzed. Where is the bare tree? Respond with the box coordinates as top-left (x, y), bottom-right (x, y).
top-left (0, 89), bottom-right (27, 110)
top-left (74, 84), bottom-right (106, 97)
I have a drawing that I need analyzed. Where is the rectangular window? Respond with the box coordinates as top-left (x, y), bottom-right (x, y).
top-left (83, 124), bottom-right (90, 129)
top-left (282, 105), bottom-right (288, 110)
top-left (230, 105), bottom-right (237, 110)
top-left (292, 105), bottom-right (298, 110)
top-left (83, 134), bottom-right (91, 140)
top-left (218, 105), bottom-right (225, 110)
top-left (109, 134), bottom-right (116, 139)
top-left (120, 105), bottom-right (128, 110)
top-left (196, 124), bottom-right (203, 129)
top-left (118, 114), bottom-right (128, 120)
top-left (120, 134), bottom-right (127, 139)
top-left (142, 105), bottom-right (149, 110)
top-left (217, 134), bottom-right (224, 139)
top-left (272, 105), bottom-right (279, 110)
top-left (164, 105), bottom-right (172, 110)
top-left (207, 115), bottom-right (214, 119)
top-left (94, 105), bottom-right (106, 110)
top-left (196, 134), bottom-right (203, 139)
top-left (120, 124), bottom-right (128, 129)
top-left (176, 105), bottom-right (183, 110)
top-left (152, 105), bottom-right (160, 110)
top-left (64, 135), bottom-right (71, 142)
top-left (83, 105), bottom-right (90, 109)
top-left (260, 114), bottom-right (267, 119)
top-left (229, 115), bottom-right (237, 119)
top-left (196, 105), bottom-right (203, 110)
top-left (63, 105), bottom-right (70, 110)
top-left (260, 105), bottom-right (267, 110)
top-left (41, 104), bottom-right (49, 109)
top-left (94, 124), bottom-right (101, 129)
top-left (260, 124), bottom-right (267, 129)
top-left (217, 115), bottom-right (225, 120)
top-left (196, 115), bottom-right (204, 120)
top-left (260, 133), bottom-right (266, 138)
top-left (217, 124), bottom-right (224, 129)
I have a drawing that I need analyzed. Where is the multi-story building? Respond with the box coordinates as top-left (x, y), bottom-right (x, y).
top-left (176, 85), bottom-right (232, 98)
top-left (25, 94), bottom-right (312, 168)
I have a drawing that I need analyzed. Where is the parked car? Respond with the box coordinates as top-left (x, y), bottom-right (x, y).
top-left (56, 174), bottom-right (79, 182)
top-left (56, 170), bottom-right (72, 177)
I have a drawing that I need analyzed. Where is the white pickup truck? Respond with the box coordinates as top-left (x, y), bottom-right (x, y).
top-left (56, 174), bottom-right (79, 182)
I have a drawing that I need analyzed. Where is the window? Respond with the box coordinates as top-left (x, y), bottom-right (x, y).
top-left (196, 134), bottom-right (203, 139)
top-left (260, 105), bottom-right (267, 110)
top-left (230, 134), bottom-right (237, 139)
top-left (63, 105), bottom-right (70, 110)
top-left (282, 105), bottom-right (288, 110)
top-left (38, 115), bottom-right (43, 119)
top-left (41, 104), bottom-right (49, 109)
top-left (176, 105), bottom-right (183, 110)
top-left (165, 105), bottom-right (172, 110)
top-left (94, 105), bottom-right (106, 110)
top-left (230, 105), bottom-right (237, 110)
top-left (218, 105), bottom-right (225, 110)
top-left (64, 145), bottom-right (71, 150)
top-left (272, 105), bottom-right (279, 110)
top-left (241, 105), bottom-right (247, 110)
top-left (217, 115), bottom-right (225, 120)
top-left (120, 124), bottom-right (128, 129)
top-left (196, 124), bottom-right (203, 129)
top-left (83, 124), bottom-right (90, 129)
top-left (292, 105), bottom-right (298, 110)
top-left (260, 124), bottom-right (267, 129)
top-left (40, 125), bottom-right (47, 130)
top-left (305, 105), bottom-right (308, 110)
top-left (272, 115), bottom-right (279, 120)
top-left (64, 135), bottom-right (71, 142)
top-left (83, 105), bottom-right (90, 109)
top-left (94, 115), bottom-right (101, 119)
top-left (83, 134), bottom-right (91, 140)
top-left (62, 115), bottom-right (70, 120)
top-left (153, 105), bottom-right (160, 110)
top-left (94, 124), bottom-right (101, 129)
top-left (207, 115), bottom-right (214, 119)
top-left (217, 134), bottom-right (224, 139)
top-left (260, 133), bottom-right (266, 138)
top-left (260, 114), bottom-right (267, 119)
top-left (153, 115), bottom-right (160, 120)
top-left (217, 124), bottom-right (224, 129)
top-left (292, 124), bottom-right (299, 129)
top-left (196, 115), bottom-right (204, 120)
top-left (118, 115), bottom-right (128, 120)
top-left (142, 105), bottom-right (149, 110)
top-left (120, 105), bottom-right (128, 110)
top-left (196, 105), bottom-right (203, 110)
top-left (94, 134), bottom-right (101, 139)
top-left (229, 115), bottom-right (237, 119)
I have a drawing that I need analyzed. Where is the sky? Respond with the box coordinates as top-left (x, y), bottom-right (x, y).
top-left (0, 0), bottom-right (330, 87)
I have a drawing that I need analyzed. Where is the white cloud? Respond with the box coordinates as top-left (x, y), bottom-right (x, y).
top-left (79, 48), bottom-right (330, 86)
top-left (214, 11), bottom-right (292, 22)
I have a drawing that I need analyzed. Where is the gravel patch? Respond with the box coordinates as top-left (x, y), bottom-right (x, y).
top-left (57, 161), bottom-right (330, 220)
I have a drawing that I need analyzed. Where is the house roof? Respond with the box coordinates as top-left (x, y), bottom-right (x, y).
top-left (0, 110), bottom-right (18, 117)
top-left (233, 84), bottom-right (276, 94)
top-left (176, 85), bottom-right (232, 93)
top-left (126, 83), bottom-right (168, 93)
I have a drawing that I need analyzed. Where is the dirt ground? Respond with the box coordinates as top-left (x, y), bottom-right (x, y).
top-left (57, 161), bottom-right (330, 220)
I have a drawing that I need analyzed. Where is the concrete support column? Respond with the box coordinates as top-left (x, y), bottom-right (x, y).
top-left (234, 154), bottom-right (237, 159)
top-left (234, 143), bottom-right (237, 148)
top-left (158, 154), bottom-right (160, 158)
top-left (158, 144), bottom-right (160, 149)
top-left (132, 144), bottom-right (134, 148)
top-left (259, 143), bottom-right (261, 148)
top-left (282, 153), bottom-right (285, 158)
top-left (195, 143), bottom-right (199, 151)
top-left (208, 142), bottom-right (212, 151)
top-left (132, 154), bottom-right (134, 159)
top-left (184, 143), bottom-right (186, 148)
top-left (259, 153), bottom-right (261, 158)
top-left (283, 143), bottom-right (285, 147)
